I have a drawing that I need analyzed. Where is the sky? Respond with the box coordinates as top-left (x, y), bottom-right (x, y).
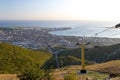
top-left (0, 0), bottom-right (120, 21)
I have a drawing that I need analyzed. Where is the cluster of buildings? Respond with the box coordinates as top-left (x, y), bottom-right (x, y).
top-left (0, 27), bottom-right (120, 49)
top-left (0, 27), bottom-right (76, 49)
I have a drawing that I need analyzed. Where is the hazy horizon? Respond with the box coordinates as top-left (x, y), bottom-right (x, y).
top-left (1, 0), bottom-right (120, 38)
top-left (0, 0), bottom-right (120, 21)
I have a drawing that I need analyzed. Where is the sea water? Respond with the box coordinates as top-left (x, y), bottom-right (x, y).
top-left (0, 20), bottom-right (119, 38)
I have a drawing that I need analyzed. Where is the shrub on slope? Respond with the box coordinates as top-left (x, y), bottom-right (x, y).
top-left (0, 43), bottom-right (52, 79)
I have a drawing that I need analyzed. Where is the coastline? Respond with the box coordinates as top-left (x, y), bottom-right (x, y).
top-left (48, 27), bottom-right (72, 35)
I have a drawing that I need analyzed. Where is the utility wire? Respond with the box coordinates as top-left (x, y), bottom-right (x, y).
top-left (95, 26), bottom-right (114, 37)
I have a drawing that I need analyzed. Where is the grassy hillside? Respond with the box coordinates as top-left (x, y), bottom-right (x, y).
top-left (58, 44), bottom-right (120, 63)
top-left (64, 60), bottom-right (120, 74)
top-left (87, 60), bottom-right (120, 74)
top-left (59, 60), bottom-right (120, 80)
top-left (43, 43), bottom-right (120, 69)
top-left (0, 42), bottom-right (52, 79)
top-left (44, 55), bottom-right (94, 69)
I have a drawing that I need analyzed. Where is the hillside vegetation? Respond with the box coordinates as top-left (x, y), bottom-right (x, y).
top-left (44, 44), bottom-right (120, 68)
top-left (0, 43), bottom-right (52, 79)
top-left (58, 44), bottom-right (120, 63)
top-left (44, 55), bottom-right (94, 69)
top-left (57, 60), bottom-right (120, 80)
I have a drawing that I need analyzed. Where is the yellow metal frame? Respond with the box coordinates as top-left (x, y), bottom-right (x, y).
top-left (79, 45), bottom-right (87, 80)
top-left (81, 45), bottom-right (85, 70)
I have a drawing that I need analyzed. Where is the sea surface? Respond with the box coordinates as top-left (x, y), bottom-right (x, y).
top-left (0, 20), bottom-right (120, 38)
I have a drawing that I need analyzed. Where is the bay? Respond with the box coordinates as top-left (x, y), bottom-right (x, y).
top-left (0, 20), bottom-right (119, 38)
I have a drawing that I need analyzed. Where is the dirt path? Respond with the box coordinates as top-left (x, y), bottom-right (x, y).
top-left (53, 71), bottom-right (67, 80)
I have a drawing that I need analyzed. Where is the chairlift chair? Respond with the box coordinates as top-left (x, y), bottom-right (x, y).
top-left (115, 23), bottom-right (120, 28)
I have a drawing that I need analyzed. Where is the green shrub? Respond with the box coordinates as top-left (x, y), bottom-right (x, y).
top-left (64, 73), bottom-right (79, 80)
top-left (0, 43), bottom-right (52, 80)
top-left (21, 68), bottom-right (44, 80)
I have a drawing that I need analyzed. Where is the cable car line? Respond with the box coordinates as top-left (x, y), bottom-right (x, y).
top-left (95, 26), bottom-right (114, 37)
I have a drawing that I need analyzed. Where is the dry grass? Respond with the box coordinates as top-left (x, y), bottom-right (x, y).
top-left (52, 60), bottom-right (120, 80)
top-left (64, 60), bottom-right (120, 74)
top-left (52, 71), bottom-right (66, 80)
top-left (87, 60), bottom-right (120, 74)
top-left (0, 74), bottom-right (19, 80)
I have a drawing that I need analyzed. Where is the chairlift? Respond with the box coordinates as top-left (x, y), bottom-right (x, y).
top-left (76, 42), bottom-right (90, 51)
top-left (115, 23), bottom-right (120, 28)
top-left (76, 42), bottom-right (80, 45)
top-left (92, 23), bottom-right (120, 48)
top-left (85, 42), bottom-right (90, 51)
top-left (94, 46), bottom-right (100, 48)
top-left (78, 69), bottom-right (87, 75)
top-left (85, 48), bottom-right (88, 51)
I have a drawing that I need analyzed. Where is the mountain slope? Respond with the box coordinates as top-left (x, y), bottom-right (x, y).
top-left (0, 42), bottom-right (52, 74)
top-left (87, 60), bottom-right (120, 74)
top-left (58, 44), bottom-right (120, 63)
top-left (64, 60), bottom-right (120, 74)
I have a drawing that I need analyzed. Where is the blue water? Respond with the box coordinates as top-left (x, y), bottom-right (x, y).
top-left (0, 20), bottom-right (78, 27)
top-left (0, 20), bottom-right (120, 38)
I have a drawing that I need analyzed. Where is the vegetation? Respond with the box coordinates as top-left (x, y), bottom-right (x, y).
top-left (58, 44), bottom-right (120, 63)
top-left (64, 73), bottom-right (79, 80)
top-left (44, 55), bottom-right (94, 69)
top-left (63, 60), bottom-right (120, 79)
top-left (0, 42), bottom-right (120, 79)
top-left (0, 42), bottom-right (52, 79)
top-left (45, 43), bottom-right (120, 68)
top-left (63, 71), bottom-right (108, 80)
top-left (84, 71), bottom-right (109, 80)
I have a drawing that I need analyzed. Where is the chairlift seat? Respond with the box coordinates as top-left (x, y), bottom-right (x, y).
top-left (85, 49), bottom-right (88, 51)
top-left (79, 70), bottom-right (87, 74)
top-left (94, 46), bottom-right (100, 48)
